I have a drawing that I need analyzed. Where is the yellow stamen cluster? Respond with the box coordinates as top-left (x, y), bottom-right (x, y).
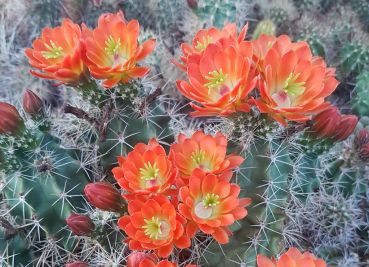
top-left (139, 162), bottom-right (159, 181)
top-left (191, 150), bottom-right (206, 166)
top-left (195, 35), bottom-right (213, 52)
top-left (41, 40), bottom-right (64, 59)
top-left (205, 69), bottom-right (227, 90)
top-left (203, 193), bottom-right (220, 208)
top-left (283, 72), bottom-right (306, 97)
top-left (104, 35), bottom-right (121, 56)
top-left (143, 216), bottom-right (162, 240)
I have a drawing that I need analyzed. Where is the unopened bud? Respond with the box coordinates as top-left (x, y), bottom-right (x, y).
top-left (127, 252), bottom-right (158, 267)
top-left (66, 213), bottom-right (94, 236)
top-left (354, 128), bottom-right (369, 148)
top-left (311, 106), bottom-right (340, 138)
top-left (252, 20), bottom-right (276, 40)
top-left (66, 261), bottom-right (89, 267)
top-left (23, 89), bottom-right (43, 116)
top-left (334, 115), bottom-right (358, 141)
top-left (359, 143), bottom-right (369, 161)
top-left (187, 0), bottom-right (197, 9)
top-left (84, 182), bottom-right (125, 212)
top-left (0, 102), bottom-right (24, 135)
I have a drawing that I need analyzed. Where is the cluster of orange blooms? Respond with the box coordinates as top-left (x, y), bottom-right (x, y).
top-left (26, 12), bottom-right (339, 127)
top-left (25, 12), bottom-right (155, 88)
top-left (174, 24), bottom-right (339, 126)
top-left (112, 131), bottom-right (249, 264)
top-left (111, 131), bottom-right (327, 267)
top-left (26, 12), bottom-right (330, 266)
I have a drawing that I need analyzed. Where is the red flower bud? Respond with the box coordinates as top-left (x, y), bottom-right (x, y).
top-left (84, 182), bottom-right (125, 212)
top-left (311, 106), bottom-right (340, 138)
top-left (334, 115), bottom-right (358, 141)
top-left (359, 143), bottom-right (369, 161)
top-left (355, 128), bottom-right (369, 148)
top-left (127, 252), bottom-right (158, 267)
top-left (23, 89), bottom-right (43, 116)
top-left (187, 0), bottom-right (197, 9)
top-left (0, 102), bottom-right (24, 135)
top-left (66, 261), bottom-right (89, 267)
top-left (66, 213), bottom-right (94, 236)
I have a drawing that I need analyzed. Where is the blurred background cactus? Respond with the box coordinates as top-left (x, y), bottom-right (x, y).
top-left (0, 0), bottom-right (368, 266)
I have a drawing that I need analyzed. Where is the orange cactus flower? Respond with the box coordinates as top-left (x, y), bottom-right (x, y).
top-left (118, 195), bottom-right (191, 258)
top-left (252, 35), bottom-right (339, 126)
top-left (257, 247), bottom-right (327, 267)
top-left (25, 19), bottom-right (86, 84)
top-left (174, 23), bottom-right (248, 71)
top-left (178, 169), bottom-right (251, 244)
top-left (176, 39), bottom-right (257, 116)
top-left (82, 12), bottom-right (156, 88)
top-left (112, 139), bottom-right (177, 196)
top-left (169, 131), bottom-right (244, 185)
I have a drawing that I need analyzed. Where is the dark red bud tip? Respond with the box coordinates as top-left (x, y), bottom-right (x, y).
top-left (187, 0), bottom-right (198, 9)
top-left (355, 128), bottom-right (369, 148)
top-left (23, 89), bottom-right (43, 116)
top-left (359, 143), bottom-right (369, 161)
top-left (311, 106), bottom-right (340, 138)
top-left (127, 252), bottom-right (158, 267)
top-left (84, 182), bottom-right (124, 212)
top-left (334, 115), bottom-right (358, 141)
top-left (66, 213), bottom-right (94, 236)
top-left (0, 102), bottom-right (24, 135)
top-left (66, 261), bottom-right (89, 267)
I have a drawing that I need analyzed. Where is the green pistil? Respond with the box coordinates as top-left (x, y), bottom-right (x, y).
top-left (195, 35), bottom-right (213, 51)
top-left (203, 193), bottom-right (220, 208)
top-left (143, 217), bottom-right (162, 240)
top-left (139, 162), bottom-right (159, 181)
top-left (191, 150), bottom-right (206, 166)
top-left (283, 72), bottom-right (306, 96)
top-left (41, 40), bottom-right (64, 59)
top-left (204, 69), bottom-right (227, 91)
top-left (104, 35), bottom-right (121, 56)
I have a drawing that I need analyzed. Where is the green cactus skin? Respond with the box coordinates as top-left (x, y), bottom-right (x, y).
top-left (203, 138), bottom-right (292, 267)
top-left (351, 0), bottom-right (369, 32)
top-left (268, 7), bottom-right (288, 28)
top-left (298, 29), bottom-right (326, 57)
top-left (194, 0), bottom-right (237, 28)
top-left (338, 43), bottom-right (369, 79)
top-left (252, 20), bottom-right (276, 40)
top-left (0, 129), bottom-right (90, 265)
top-left (241, 139), bottom-right (292, 266)
top-left (352, 71), bottom-right (369, 117)
top-left (293, 0), bottom-right (313, 11)
top-left (99, 106), bottom-right (173, 168)
top-left (319, 0), bottom-right (338, 14)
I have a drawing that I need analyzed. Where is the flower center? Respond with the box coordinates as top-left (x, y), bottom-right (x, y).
top-left (191, 150), bottom-right (205, 166)
top-left (282, 72), bottom-right (305, 97)
top-left (204, 69), bottom-right (231, 101)
top-left (205, 69), bottom-right (227, 90)
top-left (139, 162), bottom-right (159, 181)
top-left (190, 150), bottom-right (213, 171)
top-left (195, 35), bottom-right (213, 52)
top-left (271, 91), bottom-right (291, 108)
top-left (105, 35), bottom-right (121, 56)
top-left (42, 40), bottom-right (64, 59)
top-left (142, 217), bottom-right (170, 240)
top-left (203, 193), bottom-right (220, 208)
top-left (194, 193), bottom-right (220, 219)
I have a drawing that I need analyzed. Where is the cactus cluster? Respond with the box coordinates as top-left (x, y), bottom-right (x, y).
top-left (0, 0), bottom-right (368, 266)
